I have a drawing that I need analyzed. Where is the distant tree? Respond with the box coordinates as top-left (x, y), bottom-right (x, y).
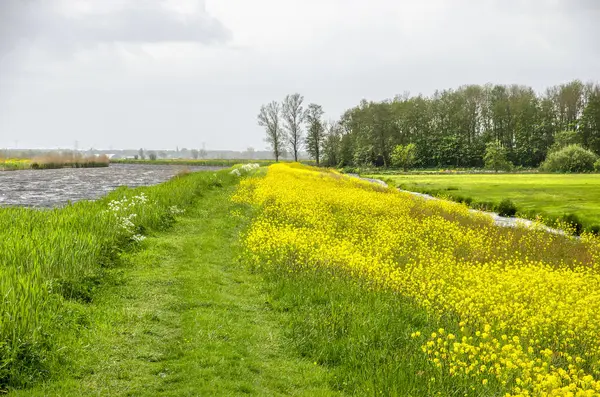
top-left (258, 101), bottom-right (284, 162)
top-left (191, 149), bottom-right (199, 160)
top-left (138, 148), bottom-right (146, 160)
top-left (199, 148), bottom-right (208, 159)
top-left (245, 147), bottom-right (256, 159)
top-left (322, 121), bottom-right (343, 167)
top-left (134, 155), bottom-right (139, 160)
top-left (282, 93), bottom-right (305, 161)
top-left (304, 103), bottom-right (325, 165)
top-left (581, 88), bottom-right (600, 155)
top-left (148, 152), bottom-right (157, 161)
top-left (158, 151), bottom-right (167, 159)
top-left (391, 143), bottom-right (417, 171)
top-left (549, 130), bottom-right (581, 153)
top-left (484, 141), bottom-right (512, 172)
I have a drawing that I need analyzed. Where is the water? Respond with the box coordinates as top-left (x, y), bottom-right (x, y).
top-left (0, 164), bottom-right (223, 208)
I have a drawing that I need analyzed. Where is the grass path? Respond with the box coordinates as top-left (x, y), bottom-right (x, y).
top-left (13, 183), bottom-right (336, 396)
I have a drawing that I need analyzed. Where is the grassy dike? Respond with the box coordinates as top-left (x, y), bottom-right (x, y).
top-left (11, 173), bottom-right (336, 396)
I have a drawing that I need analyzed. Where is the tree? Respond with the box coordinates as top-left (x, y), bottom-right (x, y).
top-left (483, 140), bottom-right (512, 172)
top-left (258, 101), bottom-right (284, 162)
top-left (138, 148), bottom-right (145, 160)
top-left (322, 121), bottom-right (343, 167)
top-left (148, 152), bottom-right (157, 161)
top-left (282, 93), bottom-right (305, 161)
top-left (304, 103), bottom-right (325, 165)
top-left (191, 149), bottom-right (199, 159)
top-left (244, 147), bottom-right (256, 159)
top-left (158, 151), bottom-right (167, 159)
top-left (391, 143), bottom-right (417, 171)
top-left (548, 130), bottom-right (581, 153)
top-left (541, 144), bottom-right (597, 173)
top-left (581, 87), bottom-right (600, 155)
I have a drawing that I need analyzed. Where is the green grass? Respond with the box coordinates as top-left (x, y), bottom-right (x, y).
top-left (367, 173), bottom-right (600, 232)
top-left (263, 269), bottom-right (508, 396)
top-left (0, 170), bottom-right (234, 388)
top-left (7, 172), bottom-right (336, 396)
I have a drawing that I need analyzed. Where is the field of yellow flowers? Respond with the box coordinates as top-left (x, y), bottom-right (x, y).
top-left (0, 158), bottom-right (31, 170)
top-left (234, 163), bottom-right (600, 396)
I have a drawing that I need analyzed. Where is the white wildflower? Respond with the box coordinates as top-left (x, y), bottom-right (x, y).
top-left (169, 205), bottom-right (185, 215)
top-left (131, 234), bottom-right (146, 243)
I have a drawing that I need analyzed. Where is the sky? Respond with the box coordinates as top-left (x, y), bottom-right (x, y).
top-left (0, 0), bottom-right (599, 151)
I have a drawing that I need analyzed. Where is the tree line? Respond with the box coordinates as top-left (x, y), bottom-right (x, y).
top-left (259, 80), bottom-right (600, 168)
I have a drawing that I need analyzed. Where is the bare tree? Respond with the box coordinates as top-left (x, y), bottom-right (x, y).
top-left (282, 93), bottom-right (305, 161)
top-left (258, 101), bottom-right (284, 161)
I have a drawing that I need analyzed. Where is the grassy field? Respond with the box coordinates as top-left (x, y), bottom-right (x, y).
top-left (0, 169), bottom-right (236, 388)
top-left (11, 170), bottom-right (336, 396)
top-left (5, 164), bottom-right (600, 395)
top-left (367, 173), bottom-right (600, 232)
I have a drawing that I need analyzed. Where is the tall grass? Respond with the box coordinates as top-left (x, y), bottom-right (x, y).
top-left (0, 169), bottom-right (235, 388)
top-left (1, 154), bottom-right (109, 171)
top-left (31, 153), bottom-right (109, 169)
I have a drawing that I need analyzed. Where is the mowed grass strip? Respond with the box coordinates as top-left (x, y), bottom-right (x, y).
top-left (12, 178), bottom-right (336, 396)
top-left (369, 173), bottom-right (600, 230)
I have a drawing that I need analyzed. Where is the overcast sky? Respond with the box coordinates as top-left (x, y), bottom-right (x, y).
top-left (0, 0), bottom-right (599, 151)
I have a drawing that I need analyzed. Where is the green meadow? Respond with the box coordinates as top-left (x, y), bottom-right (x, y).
top-left (3, 165), bottom-right (600, 396)
top-left (367, 173), bottom-right (600, 232)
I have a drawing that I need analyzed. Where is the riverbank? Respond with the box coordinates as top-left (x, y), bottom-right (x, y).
top-left (9, 171), bottom-right (336, 396)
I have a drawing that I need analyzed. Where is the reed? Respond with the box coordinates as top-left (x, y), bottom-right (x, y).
top-left (30, 153), bottom-right (110, 169)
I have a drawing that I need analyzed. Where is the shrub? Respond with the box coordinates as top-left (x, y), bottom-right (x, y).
top-left (559, 213), bottom-right (584, 236)
top-left (587, 224), bottom-right (600, 236)
top-left (595, 159), bottom-right (600, 172)
top-left (540, 144), bottom-right (598, 173)
top-left (483, 140), bottom-right (513, 172)
top-left (339, 167), bottom-right (359, 174)
top-left (451, 195), bottom-right (473, 205)
top-left (391, 143), bottom-right (417, 171)
top-left (496, 198), bottom-right (517, 217)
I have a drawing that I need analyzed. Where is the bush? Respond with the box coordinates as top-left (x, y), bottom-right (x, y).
top-left (391, 143), bottom-right (417, 171)
top-left (483, 140), bottom-right (513, 172)
top-left (339, 167), bottom-right (359, 174)
top-left (560, 213), bottom-right (584, 235)
top-left (594, 159), bottom-right (600, 172)
top-left (540, 144), bottom-right (598, 173)
top-left (496, 199), bottom-right (517, 217)
top-left (587, 224), bottom-right (600, 236)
